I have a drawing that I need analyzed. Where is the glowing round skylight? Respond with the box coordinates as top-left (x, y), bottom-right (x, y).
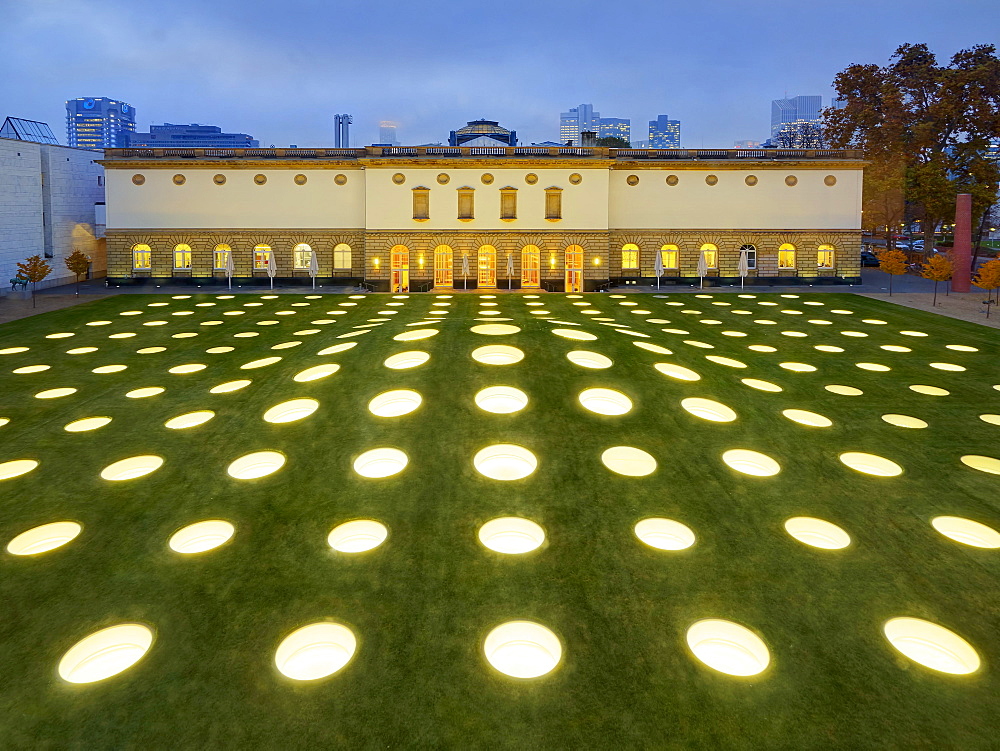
top-left (317, 343), bottom-right (358, 356)
top-left (779, 362), bottom-right (816, 372)
top-left (856, 363), bottom-right (890, 372)
top-left (164, 411), bottom-right (215, 430)
top-left (578, 388), bottom-right (631, 416)
top-left (227, 451), bottom-right (286, 479)
top-left (126, 387), bottom-right (164, 398)
top-left (58, 624), bottom-right (153, 684)
top-left (169, 520), bottom-right (235, 554)
top-left (633, 342), bottom-right (673, 355)
top-left (395, 328), bottom-right (440, 341)
top-left (825, 385), bottom-right (862, 396)
top-left (980, 414), bottom-right (1000, 426)
top-left (210, 380), bottom-right (251, 393)
top-left (961, 455), bottom-right (1000, 475)
top-left (705, 355), bottom-right (746, 368)
top-left (784, 517), bottom-right (850, 549)
top-left (168, 363), bottom-right (206, 374)
top-left (654, 363), bottom-right (700, 381)
top-left (13, 365), bottom-right (50, 374)
top-left (741, 379), bottom-right (782, 392)
top-left (369, 390), bottom-right (422, 417)
top-left (484, 621), bottom-right (562, 679)
top-left (64, 417), bottom-right (111, 432)
top-left (681, 398), bottom-right (736, 422)
top-left (634, 518), bottom-right (695, 550)
top-left (551, 328), bottom-right (596, 341)
top-left (839, 452), bottom-right (902, 476)
top-left (566, 350), bottom-right (612, 369)
top-left (686, 619), bottom-right (770, 676)
top-left (478, 517), bottom-right (545, 554)
top-left (722, 449), bottom-right (780, 476)
top-left (601, 446), bottom-right (656, 476)
top-left (931, 516), bottom-right (1000, 548)
top-left (881, 414), bottom-right (927, 429)
top-left (241, 357), bottom-right (282, 369)
top-left (6, 521), bottom-right (81, 555)
top-left (883, 618), bottom-right (979, 675)
top-left (264, 399), bottom-right (319, 423)
top-left (293, 364), bottom-right (340, 382)
top-left (35, 388), bottom-right (77, 399)
top-left (473, 444), bottom-right (537, 480)
top-left (475, 386), bottom-right (528, 414)
top-left (275, 622), bottom-right (357, 681)
top-left (781, 409), bottom-right (832, 427)
top-left (471, 345), bottom-right (523, 365)
top-left (354, 448), bottom-right (408, 478)
top-left (101, 455), bottom-right (163, 481)
top-left (909, 385), bottom-right (949, 396)
top-left (328, 520), bottom-right (388, 552)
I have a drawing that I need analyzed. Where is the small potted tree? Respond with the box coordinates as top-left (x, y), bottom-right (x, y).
top-left (65, 249), bottom-right (92, 296)
top-left (16, 255), bottom-right (52, 308)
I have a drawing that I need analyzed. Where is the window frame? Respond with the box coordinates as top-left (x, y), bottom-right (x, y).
top-left (700, 243), bottom-right (718, 269)
top-left (660, 244), bottom-right (679, 269)
top-left (332, 243), bottom-right (352, 271)
top-left (293, 243), bottom-right (312, 270)
top-left (173, 243), bottom-right (192, 270)
top-left (778, 244), bottom-right (797, 269)
top-left (544, 186), bottom-right (562, 221)
top-left (253, 244), bottom-right (273, 270)
top-left (817, 245), bottom-right (835, 268)
top-left (621, 243), bottom-right (640, 270)
top-left (213, 243), bottom-right (231, 270)
top-left (412, 187), bottom-right (430, 222)
top-left (132, 244), bottom-right (151, 270)
top-left (457, 187), bottom-right (475, 222)
top-left (739, 243), bottom-right (757, 270)
top-left (500, 186), bottom-right (517, 221)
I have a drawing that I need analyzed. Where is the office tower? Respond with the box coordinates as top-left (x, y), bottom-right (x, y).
top-left (734, 140), bottom-right (762, 148)
top-left (770, 95), bottom-right (822, 138)
top-left (127, 124), bottom-right (258, 148)
top-left (66, 97), bottom-right (136, 148)
top-left (333, 114), bottom-right (353, 147)
top-left (379, 121), bottom-right (399, 146)
top-left (648, 115), bottom-right (681, 148)
top-left (598, 118), bottom-right (630, 144)
top-left (559, 104), bottom-right (600, 146)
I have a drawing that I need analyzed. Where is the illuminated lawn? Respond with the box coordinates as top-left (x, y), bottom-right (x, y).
top-left (0, 290), bottom-right (998, 747)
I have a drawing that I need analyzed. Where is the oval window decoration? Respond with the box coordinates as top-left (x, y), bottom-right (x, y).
top-left (334, 173), bottom-right (348, 185)
top-left (525, 173), bottom-right (538, 185)
top-left (745, 175), bottom-right (758, 186)
top-left (785, 175), bottom-right (798, 186)
top-left (666, 174), bottom-right (679, 186)
top-left (437, 173), bottom-right (450, 184)
top-left (254, 173), bottom-right (267, 185)
top-left (481, 173), bottom-right (494, 185)
top-left (824, 175), bottom-right (837, 186)
top-left (569, 173), bottom-right (582, 185)
top-left (392, 173), bottom-right (405, 185)
top-left (131, 174), bottom-right (145, 186)
top-left (293, 174), bottom-right (307, 185)
top-left (705, 174), bottom-right (718, 186)
top-left (626, 175), bottom-right (639, 186)
top-left (213, 173), bottom-right (226, 185)
top-left (172, 174), bottom-right (186, 185)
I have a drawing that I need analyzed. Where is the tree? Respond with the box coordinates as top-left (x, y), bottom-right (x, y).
top-left (16, 255), bottom-right (52, 308)
top-left (973, 257), bottom-right (1000, 316)
top-left (919, 254), bottom-right (953, 306)
top-left (596, 136), bottom-right (629, 148)
top-left (825, 44), bottom-right (1000, 254)
top-left (876, 249), bottom-right (909, 295)
top-left (64, 249), bottom-right (91, 296)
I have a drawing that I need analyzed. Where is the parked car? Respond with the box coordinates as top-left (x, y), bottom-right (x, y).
top-left (861, 250), bottom-right (880, 267)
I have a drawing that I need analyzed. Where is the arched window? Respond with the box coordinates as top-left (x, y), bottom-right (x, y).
top-left (213, 243), bottom-right (231, 270)
top-left (521, 245), bottom-right (540, 288)
top-left (253, 244), bottom-right (272, 270)
top-left (132, 244), bottom-right (151, 270)
top-left (478, 245), bottom-right (497, 287)
top-left (700, 243), bottom-right (718, 269)
top-left (817, 244), bottom-right (835, 268)
top-left (565, 244), bottom-right (584, 292)
top-left (173, 243), bottom-right (192, 269)
top-left (390, 245), bottom-right (409, 293)
top-left (621, 243), bottom-right (640, 270)
top-left (778, 243), bottom-right (796, 269)
top-left (333, 243), bottom-right (351, 270)
top-left (293, 243), bottom-right (312, 270)
top-left (433, 244), bottom-right (453, 287)
top-left (660, 244), bottom-right (678, 269)
top-left (739, 243), bottom-right (757, 270)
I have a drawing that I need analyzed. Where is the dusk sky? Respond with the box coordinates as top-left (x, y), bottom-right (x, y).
top-left (2, 0), bottom-right (994, 148)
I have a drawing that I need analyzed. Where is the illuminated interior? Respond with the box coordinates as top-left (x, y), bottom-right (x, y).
top-left (6, 521), bottom-right (82, 555)
top-left (169, 520), bottom-right (235, 554)
top-left (369, 390), bottom-right (422, 417)
top-left (59, 624), bottom-right (154, 684)
top-left (686, 619), bottom-right (770, 676)
top-left (601, 446), bottom-right (656, 476)
top-left (478, 517), bottom-right (545, 554)
top-left (474, 444), bottom-right (537, 480)
top-left (579, 388), bottom-right (632, 415)
top-left (328, 520), bottom-right (388, 552)
top-left (353, 448), bottom-right (408, 478)
top-left (101, 455), bottom-right (163, 481)
top-left (783, 517), bottom-right (851, 549)
top-left (164, 411), bottom-right (215, 429)
top-left (263, 399), bottom-right (319, 423)
top-left (275, 622), bottom-right (357, 681)
top-left (566, 350), bottom-right (612, 369)
top-left (634, 518), bottom-right (695, 550)
top-left (227, 451), bottom-right (286, 480)
top-left (681, 398), bottom-right (736, 422)
top-left (384, 351), bottom-right (431, 369)
top-left (475, 386), bottom-right (528, 414)
top-left (882, 618), bottom-right (980, 675)
top-left (839, 452), bottom-right (902, 477)
top-left (471, 345), bottom-right (523, 365)
top-left (293, 364), bottom-right (340, 382)
top-left (484, 621), bottom-right (562, 679)
top-left (960, 455), bottom-right (1000, 475)
top-left (722, 450), bottom-right (780, 476)
top-left (781, 409), bottom-right (832, 427)
top-left (654, 363), bottom-right (700, 381)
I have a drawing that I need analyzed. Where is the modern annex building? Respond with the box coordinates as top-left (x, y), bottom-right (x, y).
top-left (101, 145), bottom-right (864, 291)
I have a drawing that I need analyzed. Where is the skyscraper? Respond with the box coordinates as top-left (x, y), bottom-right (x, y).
top-left (379, 121), bottom-right (399, 146)
top-left (770, 95), bottom-right (822, 139)
top-left (66, 97), bottom-right (135, 149)
top-left (598, 118), bottom-right (630, 144)
top-left (560, 104), bottom-right (600, 146)
top-left (648, 115), bottom-right (681, 148)
top-left (333, 114), bottom-right (352, 148)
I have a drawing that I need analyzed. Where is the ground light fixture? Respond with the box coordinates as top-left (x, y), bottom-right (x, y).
top-left (483, 621), bottom-right (562, 679)
top-left (566, 350), bottom-right (612, 369)
top-left (327, 520), bottom-right (388, 552)
top-left (471, 324), bottom-right (521, 336)
top-left (101, 455), bottom-right (163, 481)
top-left (475, 386), bottom-right (528, 414)
top-left (681, 398), bottom-right (736, 422)
top-left (781, 409), bottom-right (832, 427)
top-left (168, 520), bottom-right (235, 554)
top-left (6, 521), bottom-right (81, 555)
top-left (369, 390), bottom-right (422, 417)
top-left (317, 343), bottom-right (357, 356)
top-left (471, 345), bottom-right (523, 365)
top-left (960, 455), bottom-right (1000, 475)
top-left (654, 363), bottom-right (700, 381)
top-left (164, 411), bottom-right (216, 430)
top-left (478, 517), bottom-right (545, 554)
top-left (741, 379), bottom-right (782, 392)
top-left (931, 516), bottom-right (1000, 548)
top-left (275, 622), bottom-right (357, 681)
top-left (601, 446), bottom-right (656, 476)
top-left (882, 618), bottom-right (980, 674)
top-left (722, 450), bottom-right (780, 476)
top-left (578, 388), bottom-right (632, 416)
top-left (58, 624), bottom-right (154, 684)
top-left (293, 364), bottom-right (340, 382)
top-left (881, 414), bottom-right (927, 429)
top-left (634, 518), bottom-right (695, 550)
top-left (227, 451), bottom-right (286, 480)
top-left (394, 328), bottom-right (439, 341)
top-left (825, 385), bottom-right (863, 396)
top-left (685, 619), bottom-right (770, 676)
top-left (353, 448), bottom-right (408, 478)
top-left (0, 459), bottom-right (39, 480)
top-left (839, 452), bottom-right (902, 477)
top-left (473, 444), bottom-right (537, 480)
top-left (384, 351), bottom-right (431, 369)
top-left (263, 399), bottom-right (319, 423)
top-left (210, 380), bottom-right (251, 393)
top-left (783, 517), bottom-right (851, 549)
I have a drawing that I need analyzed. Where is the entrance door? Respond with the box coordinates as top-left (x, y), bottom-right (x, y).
top-left (391, 245), bottom-right (409, 292)
top-left (565, 244), bottom-right (584, 292)
top-left (478, 245), bottom-right (496, 288)
top-left (433, 245), bottom-right (453, 288)
top-left (521, 245), bottom-right (540, 288)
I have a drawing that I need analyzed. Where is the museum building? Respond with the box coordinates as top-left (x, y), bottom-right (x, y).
top-left (100, 145), bottom-right (865, 291)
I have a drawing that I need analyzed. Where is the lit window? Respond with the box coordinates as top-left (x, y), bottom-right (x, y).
top-left (621, 244), bottom-right (639, 269)
top-left (660, 244), bottom-right (678, 268)
top-left (173, 244), bottom-right (192, 269)
top-left (817, 244), bottom-right (834, 268)
top-left (700, 243), bottom-right (718, 268)
top-left (433, 245), bottom-right (453, 286)
top-left (213, 243), bottom-right (231, 270)
top-left (254, 244), bottom-right (272, 270)
top-left (521, 245), bottom-right (540, 287)
top-left (333, 243), bottom-right (351, 270)
top-left (132, 244), bottom-right (151, 270)
top-left (293, 243), bottom-right (312, 269)
top-left (739, 243), bottom-right (757, 269)
top-left (779, 244), bottom-right (796, 269)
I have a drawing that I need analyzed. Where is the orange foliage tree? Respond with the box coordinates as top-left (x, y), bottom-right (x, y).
top-left (16, 254), bottom-right (52, 308)
top-left (876, 249), bottom-right (909, 296)
top-left (920, 254), bottom-right (953, 306)
top-left (64, 249), bottom-right (92, 296)
top-left (973, 257), bottom-right (1000, 316)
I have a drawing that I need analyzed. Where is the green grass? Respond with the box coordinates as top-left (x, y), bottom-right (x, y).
top-left (0, 290), bottom-right (998, 748)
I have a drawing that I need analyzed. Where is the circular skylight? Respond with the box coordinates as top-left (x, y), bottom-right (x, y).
top-left (328, 520), bottom-right (388, 552)
top-left (264, 399), bottom-right (319, 423)
top-left (275, 622), bottom-right (357, 681)
top-left (686, 619), bottom-right (770, 676)
top-left (58, 624), bottom-right (153, 684)
top-left (722, 449), bottom-right (780, 476)
top-left (385, 351), bottom-right (431, 369)
top-left (882, 618), bottom-right (979, 674)
top-left (484, 621), bottom-right (562, 679)
top-left (475, 386), bottom-right (528, 414)
top-left (369, 390), bottom-right (422, 417)
top-left (474, 444), bottom-right (537, 480)
top-left (6, 521), bottom-right (82, 555)
top-left (579, 388), bottom-right (632, 415)
top-left (169, 520), bottom-right (235, 554)
top-left (354, 448), bottom-right (408, 478)
top-left (783, 517), bottom-right (851, 549)
top-left (478, 517), bottom-right (545, 554)
top-left (634, 518), bottom-right (695, 550)
top-left (601, 446), bottom-right (656, 476)
top-left (227, 451), bottom-right (286, 479)
top-left (101, 455), bottom-right (163, 481)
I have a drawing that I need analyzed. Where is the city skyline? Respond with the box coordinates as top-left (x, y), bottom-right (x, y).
top-left (3, 0), bottom-right (992, 148)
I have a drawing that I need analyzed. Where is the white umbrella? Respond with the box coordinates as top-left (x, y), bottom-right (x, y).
top-left (462, 254), bottom-right (470, 290)
top-left (696, 252), bottom-right (708, 289)
top-left (505, 253), bottom-right (514, 289)
top-left (266, 250), bottom-right (277, 289)
top-left (225, 250), bottom-right (235, 290)
top-left (738, 248), bottom-right (749, 289)
top-left (308, 248), bottom-right (319, 290)
top-left (654, 249), bottom-right (664, 289)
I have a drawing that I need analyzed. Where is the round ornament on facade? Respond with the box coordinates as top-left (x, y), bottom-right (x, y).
top-left (569, 173), bottom-right (582, 185)
top-left (172, 174), bottom-right (186, 185)
top-left (293, 174), bottom-right (307, 185)
top-left (626, 175), bottom-right (639, 186)
top-left (213, 174), bottom-right (226, 185)
top-left (745, 175), bottom-right (758, 186)
top-left (666, 174), bottom-right (679, 186)
top-left (392, 173), bottom-right (405, 185)
top-left (437, 173), bottom-right (450, 185)
top-left (785, 175), bottom-right (798, 186)
top-left (705, 174), bottom-right (718, 186)
top-left (254, 174), bottom-right (267, 185)
top-left (525, 173), bottom-right (538, 185)
top-left (334, 174), bottom-right (348, 185)
top-left (824, 175), bottom-right (837, 186)
top-left (131, 174), bottom-right (145, 186)
top-left (481, 173), bottom-right (494, 185)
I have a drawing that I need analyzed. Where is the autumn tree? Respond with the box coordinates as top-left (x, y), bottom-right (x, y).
top-left (919, 254), bottom-right (953, 306)
top-left (825, 44), bottom-right (1000, 251)
top-left (973, 257), bottom-right (1000, 316)
top-left (64, 249), bottom-right (91, 296)
top-left (876, 249), bottom-right (909, 295)
top-left (16, 254), bottom-right (52, 308)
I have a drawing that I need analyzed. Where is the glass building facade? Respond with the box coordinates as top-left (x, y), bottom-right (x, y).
top-left (66, 98), bottom-right (136, 149)
top-left (648, 115), bottom-right (681, 149)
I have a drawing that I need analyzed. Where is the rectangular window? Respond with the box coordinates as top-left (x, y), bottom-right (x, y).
top-left (544, 187), bottom-right (562, 221)
top-left (500, 188), bottom-right (517, 221)
top-left (779, 250), bottom-right (796, 269)
top-left (173, 249), bottom-right (192, 269)
top-left (746, 250), bottom-right (757, 269)
top-left (213, 250), bottom-right (228, 269)
top-left (817, 249), bottom-right (834, 268)
top-left (621, 250), bottom-right (639, 269)
top-left (293, 249), bottom-right (312, 269)
top-left (703, 250), bottom-right (717, 268)
top-left (457, 187), bottom-right (475, 221)
top-left (254, 251), bottom-right (271, 270)
top-left (661, 249), bottom-right (678, 268)
top-left (333, 246), bottom-right (351, 270)
top-left (412, 187), bottom-right (430, 222)
top-left (133, 250), bottom-right (151, 270)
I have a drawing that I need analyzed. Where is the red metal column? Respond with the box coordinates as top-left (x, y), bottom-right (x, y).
top-left (952, 193), bottom-right (972, 293)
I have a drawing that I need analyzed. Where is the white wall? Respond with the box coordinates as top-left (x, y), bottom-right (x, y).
top-left (364, 168), bottom-right (609, 231)
top-left (106, 168), bottom-right (365, 229)
top-left (608, 168), bottom-right (861, 229)
top-left (0, 139), bottom-right (43, 283)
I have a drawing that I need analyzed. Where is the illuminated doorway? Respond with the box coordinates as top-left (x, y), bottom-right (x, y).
top-left (433, 245), bottom-right (453, 287)
top-left (521, 245), bottom-right (540, 288)
top-left (478, 245), bottom-right (497, 288)
top-left (565, 244), bottom-right (584, 292)
top-left (390, 244), bottom-right (410, 292)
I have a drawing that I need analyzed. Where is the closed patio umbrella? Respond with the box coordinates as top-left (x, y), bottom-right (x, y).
top-left (462, 254), bottom-right (470, 290)
top-left (696, 251), bottom-right (708, 290)
top-left (266, 250), bottom-right (277, 290)
top-left (505, 253), bottom-right (514, 289)
top-left (738, 248), bottom-right (750, 289)
top-left (654, 248), bottom-right (664, 289)
top-left (225, 250), bottom-right (235, 290)
top-left (308, 248), bottom-right (319, 290)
